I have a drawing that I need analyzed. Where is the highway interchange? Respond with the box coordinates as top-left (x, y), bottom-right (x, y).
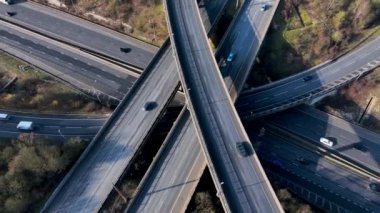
top-left (0, 0), bottom-right (378, 212)
top-left (127, 0), bottom-right (280, 211)
top-left (42, 0), bottom-right (227, 212)
top-left (42, 40), bottom-right (180, 212)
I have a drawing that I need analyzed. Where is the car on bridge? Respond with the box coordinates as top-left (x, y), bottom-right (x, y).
top-left (236, 141), bottom-right (254, 157)
top-left (260, 4), bottom-right (267, 11)
top-left (303, 75), bottom-right (313, 82)
top-left (142, 101), bottom-right (157, 111)
top-left (226, 52), bottom-right (236, 62)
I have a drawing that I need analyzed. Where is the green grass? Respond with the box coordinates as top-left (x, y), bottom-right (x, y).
top-left (283, 28), bottom-right (302, 44)
top-left (299, 6), bottom-right (312, 26)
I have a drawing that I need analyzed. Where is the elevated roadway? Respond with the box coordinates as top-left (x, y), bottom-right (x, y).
top-left (41, 1), bottom-right (229, 211)
top-left (41, 0), bottom-right (229, 210)
top-left (41, 40), bottom-right (179, 212)
top-left (0, 1), bottom-right (157, 69)
top-left (237, 36), bottom-right (380, 119)
top-left (266, 105), bottom-right (380, 177)
top-left (164, 0), bottom-right (282, 211)
top-left (127, 0), bottom-right (280, 212)
top-left (0, 19), bottom-right (137, 103)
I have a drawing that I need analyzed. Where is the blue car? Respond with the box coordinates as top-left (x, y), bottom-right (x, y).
top-left (269, 159), bottom-right (283, 167)
top-left (226, 52), bottom-right (235, 62)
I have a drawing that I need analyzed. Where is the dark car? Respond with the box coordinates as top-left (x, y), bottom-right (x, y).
top-left (236, 141), bottom-right (254, 157)
top-left (142, 101), bottom-right (157, 111)
top-left (120, 47), bottom-right (131, 53)
top-left (6, 11), bottom-right (17, 17)
top-left (369, 182), bottom-right (380, 193)
top-left (260, 4), bottom-right (267, 11)
top-left (296, 156), bottom-right (309, 165)
top-left (269, 159), bottom-right (283, 167)
top-left (303, 75), bottom-right (313, 82)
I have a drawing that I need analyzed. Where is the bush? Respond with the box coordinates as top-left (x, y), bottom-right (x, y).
top-left (0, 137), bottom-right (86, 212)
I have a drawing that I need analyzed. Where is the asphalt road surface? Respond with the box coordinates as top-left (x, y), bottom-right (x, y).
top-left (237, 35), bottom-right (380, 118)
top-left (267, 105), bottom-right (380, 176)
top-left (127, 109), bottom-right (203, 213)
top-left (41, 38), bottom-right (179, 212)
top-left (0, 20), bottom-right (137, 101)
top-left (41, 1), bottom-right (228, 211)
top-left (0, 1), bottom-right (157, 69)
top-left (0, 111), bottom-right (105, 139)
top-left (165, 0), bottom-right (282, 211)
top-left (127, 0), bottom-right (280, 212)
top-left (253, 130), bottom-right (380, 212)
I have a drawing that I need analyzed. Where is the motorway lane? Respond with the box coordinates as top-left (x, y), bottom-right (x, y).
top-left (0, 112), bottom-right (106, 138)
top-left (254, 132), bottom-right (380, 212)
top-left (42, 40), bottom-right (180, 212)
top-left (165, 0), bottom-right (282, 212)
top-left (267, 105), bottom-right (380, 175)
top-left (0, 1), bottom-right (157, 69)
top-left (42, 0), bottom-right (225, 210)
top-left (127, 110), bottom-right (203, 213)
top-left (0, 21), bottom-right (137, 100)
top-left (0, 121), bottom-right (101, 138)
top-left (216, 0), bottom-right (275, 99)
top-left (237, 36), bottom-right (380, 117)
top-left (127, 0), bottom-right (280, 212)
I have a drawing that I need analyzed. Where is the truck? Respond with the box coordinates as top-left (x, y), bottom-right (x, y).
top-left (17, 121), bottom-right (34, 131)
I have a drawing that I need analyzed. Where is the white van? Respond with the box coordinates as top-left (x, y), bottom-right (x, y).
top-left (0, 113), bottom-right (9, 120)
top-left (320, 137), bottom-right (334, 147)
top-left (0, 0), bottom-right (13, 5)
top-left (17, 121), bottom-right (34, 131)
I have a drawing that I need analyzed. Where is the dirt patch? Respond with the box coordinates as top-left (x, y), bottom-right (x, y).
top-left (0, 51), bottom-right (111, 115)
top-left (32, 0), bottom-right (167, 45)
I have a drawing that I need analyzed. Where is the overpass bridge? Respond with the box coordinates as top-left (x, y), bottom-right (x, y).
top-left (164, 0), bottom-right (282, 211)
top-left (126, 0), bottom-right (280, 212)
top-left (41, 40), bottom-right (180, 212)
top-left (237, 36), bottom-right (380, 119)
top-left (41, 1), bottom-right (227, 212)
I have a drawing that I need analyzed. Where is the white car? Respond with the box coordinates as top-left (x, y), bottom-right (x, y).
top-left (320, 137), bottom-right (334, 147)
top-left (17, 121), bottom-right (34, 131)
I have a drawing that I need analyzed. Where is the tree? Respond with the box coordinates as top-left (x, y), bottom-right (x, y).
top-left (4, 196), bottom-right (29, 212)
